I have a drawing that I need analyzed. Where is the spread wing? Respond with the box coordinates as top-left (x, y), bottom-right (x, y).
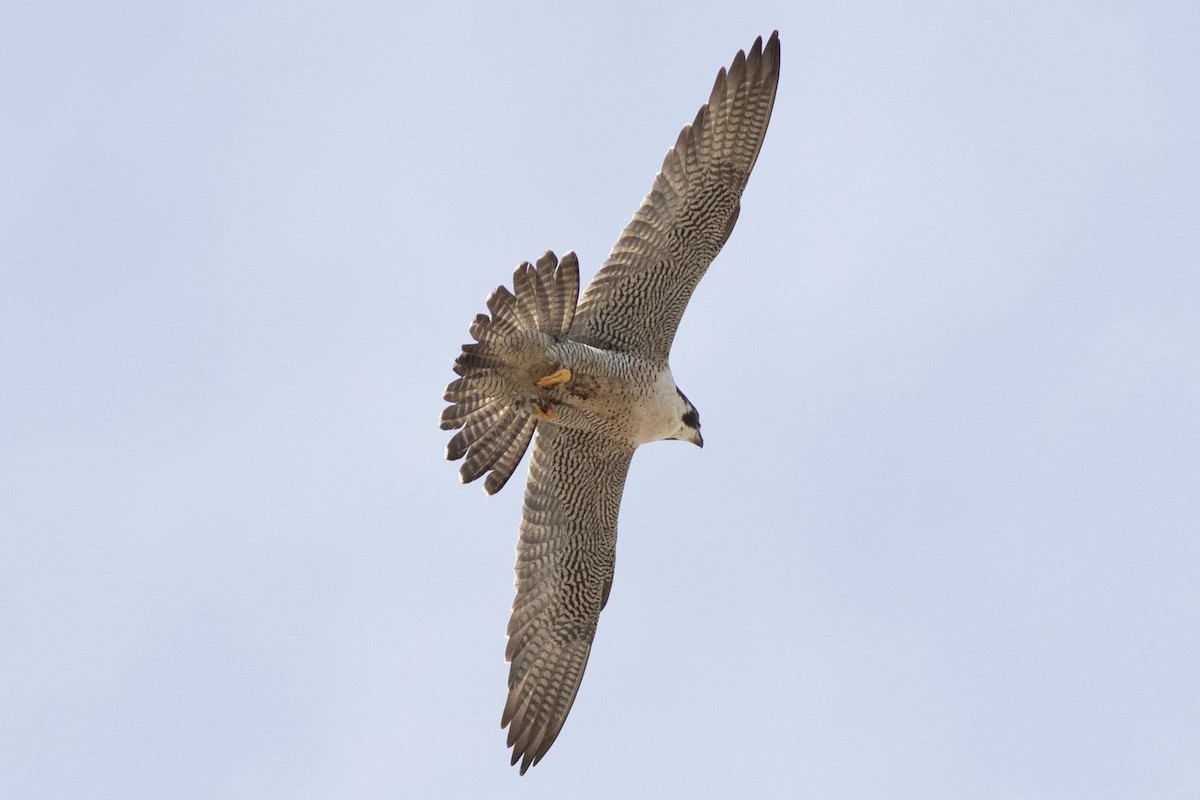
top-left (570, 31), bottom-right (781, 361)
top-left (501, 424), bottom-right (634, 774)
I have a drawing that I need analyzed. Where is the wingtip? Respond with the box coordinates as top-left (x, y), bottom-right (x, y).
top-left (763, 30), bottom-right (781, 74)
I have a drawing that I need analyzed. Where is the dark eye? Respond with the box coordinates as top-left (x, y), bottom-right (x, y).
top-left (682, 408), bottom-right (700, 428)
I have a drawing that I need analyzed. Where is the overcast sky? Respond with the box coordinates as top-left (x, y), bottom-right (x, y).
top-left (3, 2), bottom-right (1198, 797)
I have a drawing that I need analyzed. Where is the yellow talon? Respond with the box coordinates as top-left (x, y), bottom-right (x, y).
top-left (531, 401), bottom-right (557, 422)
top-left (536, 367), bottom-right (572, 389)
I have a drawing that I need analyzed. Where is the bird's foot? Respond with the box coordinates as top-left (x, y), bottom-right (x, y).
top-left (535, 367), bottom-right (572, 389)
top-left (530, 400), bottom-right (557, 422)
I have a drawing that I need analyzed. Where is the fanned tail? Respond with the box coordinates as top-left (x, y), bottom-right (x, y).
top-left (441, 251), bottom-right (580, 495)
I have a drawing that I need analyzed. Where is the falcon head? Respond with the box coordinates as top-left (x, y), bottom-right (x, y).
top-left (670, 388), bottom-right (704, 448)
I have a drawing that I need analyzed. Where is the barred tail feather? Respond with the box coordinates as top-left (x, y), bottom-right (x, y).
top-left (441, 251), bottom-right (580, 495)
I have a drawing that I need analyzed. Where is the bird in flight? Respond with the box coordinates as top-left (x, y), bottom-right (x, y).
top-left (442, 31), bottom-right (780, 773)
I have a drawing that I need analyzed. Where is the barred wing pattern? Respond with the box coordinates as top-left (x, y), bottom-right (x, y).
top-left (572, 31), bottom-right (780, 361)
top-left (502, 424), bottom-right (634, 774)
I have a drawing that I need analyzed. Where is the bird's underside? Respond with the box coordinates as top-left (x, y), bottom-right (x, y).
top-left (441, 31), bottom-right (780, 774)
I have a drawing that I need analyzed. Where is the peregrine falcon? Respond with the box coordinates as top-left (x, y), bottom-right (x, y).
top-left (442, 32), bottom-right (780, 773)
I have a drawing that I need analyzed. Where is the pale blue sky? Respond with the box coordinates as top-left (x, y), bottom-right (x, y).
top-left (3, 2), bottom-right (1198, 797)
